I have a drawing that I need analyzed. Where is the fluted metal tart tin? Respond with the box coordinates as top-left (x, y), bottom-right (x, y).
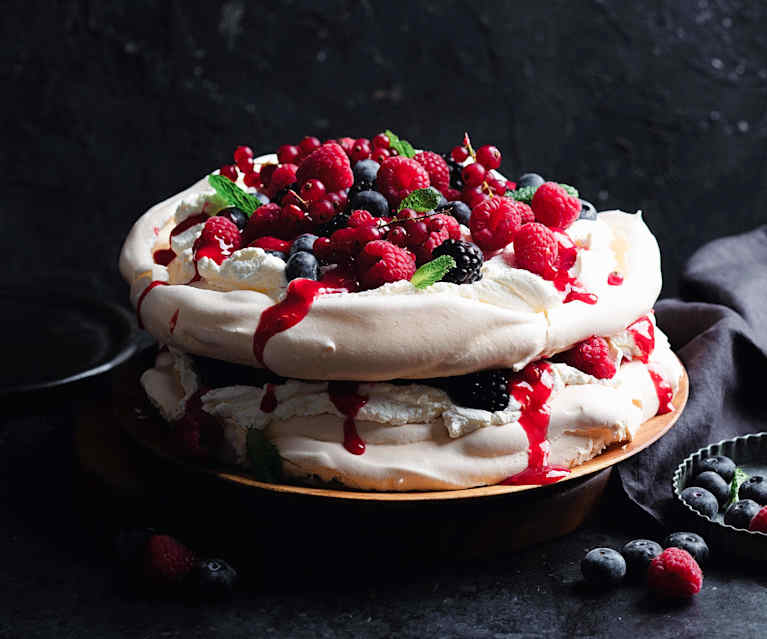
top-left (672, 432), bottom-right (767, 561)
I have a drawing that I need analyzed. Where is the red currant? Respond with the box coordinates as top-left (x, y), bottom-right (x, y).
top-left (337, 137), bottom-right (355, 155)
top-left (300, 178), bottom-right (326, 204)
top-left (354, 224), bottom-right (382, 246)
top-left (281, 190), bottom-right (304, 208)
top-left (386, 225), bottom-right (408, 247)
top-left (219, 164), bottom-right (238, 182)
top-left (451, 145), bottom-right (469, 162)
top-left (243, 170), bottom-right (261, 188)
top-left (259, 164), bottom-right (277, 187)
top-left (405, 220), bottom-right (428, 245)
top-left (277, 144), bottom-right (301, 165)
top-left (350, 138), bottom-right (372, 164)
top-left (396, 208), bottom-right (419, 221)
top-left (461, 162), bottom-right (487, 188)
top-left (234, 145), bottom-right (253, 164)
top-left (313, 236), bottom-right (334, 262)
top-left (476, 145), bottom-right (502, 170)
top-left (327, 192), bottom-right (343, 210)
top-left (309, 199), bottom-right (335, 223)
top-left (299, 136), bottom-right (321, 156)
top-left (372, 133), bottom-right (390, 149)
top-left (371, 147), bottom-right (390, 164)
top-left (487, 175), bottom-right (507, 194)
top-left (462, 185), bottom-right (489, 209)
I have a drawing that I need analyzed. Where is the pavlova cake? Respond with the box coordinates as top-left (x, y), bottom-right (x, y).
top-left (119, 130), bottom-right (683, 491)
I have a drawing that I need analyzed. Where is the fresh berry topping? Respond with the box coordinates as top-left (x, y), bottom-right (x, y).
top-left (327, 190), bottom-right (348, 211)
top-left (461, 162), bottom-right (486, 188)
top-left (285, 251), bottom-right (319, 281)
top-left (243, 170), bottom-right (261, 188)
top-left (462, 185), bottom-right (489, 210)
top-left (217, 206), bottom-right (248, 231)
top-left (337, 136), bottom-right (355, 155)
top-left (513, 222), bottom-right (559, 276)
top-left (376, 156), bottom-right (431, 206)
top-left (233, 146), bottom-right (254, 172)
top-left (469, 197), bottom-right (523, 252)
top-left (143, 534), bottom-right (197, 584)
top-left (249, 236), bottom-right (291, 253)
top-left (691, 471), bottom-right (730, 506)
top-left (277, 203), bottom-right (311, 239)
top-left (748, 505), bottom-right (767, 533)
top-left (444, 370), bottom-right (509, 412)
top-left (518, 204), bottom-right (536, 225)
top-left (386, 225), bottom-right (408, 247)
top-left (581, 548), bottom-right (626, 587)
top-left (265, 163), bottom-right (298, 198)
top-left (372, 133), bottom-right (390, 149)
top-left (621, 539), bottom-right (662, 576)
top-left (309, 199), bottom-right (335, 224)
top-left (370, 148), bottom-right (390, 163)
top-left (244, 203), bottom-right (281, 242)
top-left (695, 455), bottom-right (736, 482)
top-left (647, 548), bottom-right (702, 598)
top-left (191, 558), bottom-right (238, 600)
top-left (517, 173), bottom-right (545, 189)
top-left (561, 336), bottom-right (616, 379)
top-left (350, 189), bottom-right (390, 218)
top-left (317, 211), bottom-right (351, 237)
top-left (356, 240), bottom-right (416, 290)
top-left (350, 138), bottom-right (372, 164)
top-left (299, 136), bottom-right (321, 156)
top-left (531, 181), bottom-right (581, 230)
top-left (296, 142), bottom-right (354, 192)
top-left (680, 486), bottom-right (719, 518)
top-left (408, 213), bottom-right (459, 264)
top-left (298, 178), bottom-right (326, 204)
top-left (432, 239), bottom-right (483, 284)
top-left (289, 233), bottom-right (318, 255)
top-left (436, 200), bottom-right (471, 226)
top-left (348, 209), bottom-right (375, 227)
top-left (451, 145), bottom-right (469, 162)
top-left (485, 174), bottom-right (508, 195)
top-left (724, 499), bottom-right (761, 528)
top-left (475, 145), bottom-right (502, 170)
top-left (414, 151), bottom-right (450, 194)
top-left (219, 164), bottom-right (238, 182)
top-left (579, 199), bottom-right (598, 220)
top-left (739, 475), bottom-right (767, 504)
top-left (312, 236), bottom-right (334, 262)
top-left (259, 163), bottom-right (277, 187)
top-left (443, 187), bottom-right (462, 202)
top-left (277, 144), bottom-right (301, 165)
top-left (194, 216), bottom-right (241, 264)
top-left (663, 532), bottom-right (710, 565)
top-left (353, 159), bottom-right (380, 185)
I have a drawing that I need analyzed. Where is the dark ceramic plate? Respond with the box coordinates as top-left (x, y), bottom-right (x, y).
top-left (0, 287), bottom-right (140, 394)
top-left (672, 432), bottom-right (767, 561)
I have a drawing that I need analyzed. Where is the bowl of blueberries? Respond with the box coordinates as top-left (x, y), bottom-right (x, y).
top-left (673, 432), bottom-right (767, 560)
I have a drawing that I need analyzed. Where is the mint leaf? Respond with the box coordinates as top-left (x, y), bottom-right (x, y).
top-left (209, 173), bottom-right (263, 217)
top-left (726, 467), bottom-right (749, 510)
top-left (246, 429), bottom-right (282, 483)
top-left (505, 182), bottom-right (579, 204)
top-left (385, 129), bottom-right (416, 159)
top-left (398, 188), bottom-right (441, 213)
top-left (410, 255), bottom-right (456, 289)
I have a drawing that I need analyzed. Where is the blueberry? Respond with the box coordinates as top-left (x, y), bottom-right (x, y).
top-left (578, 199), bottom-right (597, 221)
top-left (350, 189), bottom-right (390, 218)
top-left (265, 250), bottom-right (287, 261)
top-left (696, 455), bottom-right (736, 482)
top-left (517, 173), bottom-right (545, 189)
top-left (285, 251), bottom-right (319, 281)
top-left (663, 532), bottom-right (709, 565)
top-left (724, 499), bottom-right (761, 529)
top-left (581, 548), bottom-right (626, 587)
top-left (739, 475), bottom-right (767, 505)
top-left (217, 207), bottom-right (248, 230)
top-left (254, 192), bottom-right (269, 205)
top-left (426, 186), bottom-right (448, 209)
top-left (436, 201), bottom-right (471, 227)
top-left (691, 471), bottom-right (730, 506)
top-left (621, 539), bottom-right (662, 575)
top-left (190, 558), bottom-right (237, 600)
top-left (680, 486), bottom-right (719, 518)
top-left (290, 233), bottom-right (318, 256)
top-left (353, 159), bottom-right (380, 185)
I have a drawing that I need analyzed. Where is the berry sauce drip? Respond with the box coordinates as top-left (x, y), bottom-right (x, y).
top-left (542, 234), bottom-right (597, 305)
top-left (171, 213), bottom-right (208, 238)
top-left (607, 271), bottom-right (624, 286)
top-left (328, 381), bottom-right (368, 455)
top-left (252, 279), bottom-right (347, 367)
top-left (260, 383), bottom-right (277, 413)
top-left (136, 281), bottom-right (169, 329)
top-left (500, 362), bottom-right (570, 486)
top-left (627, 315), bottom-right (655, 363)
top-left (648, 368), bottom-right (673, 415)
top-left (153, 248), bottom-right (176, 266)
top-left (169, 308), bottom-right (179, 334)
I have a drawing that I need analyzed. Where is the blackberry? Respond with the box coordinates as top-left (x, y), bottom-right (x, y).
top-left (432, 239), bottom-right (483, 284)
top-left (444, 369), bottom-right (509, 411)
top-left (317, 211), bottom-right (350, 237)
top-left (442, 153), bottom-right (465, 190)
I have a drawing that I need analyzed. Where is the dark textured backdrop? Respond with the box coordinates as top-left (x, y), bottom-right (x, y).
top-left (2, 0), bottom-right (767, 298)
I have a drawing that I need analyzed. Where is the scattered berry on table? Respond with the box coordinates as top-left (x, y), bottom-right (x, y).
top-left (663, 532), bottom-right (709, 565)
top-left (738, 475), bottom-right (767, 505)
top-left (680, 486), bottom-right (719, 518)
top-left (578, 199), bottom-right (598, 221)
top-left (621, 539), bottom-right (662, 576)
top-left (356, 240), bottom-right (416, 290)
top-left (436, 200), bottom-right (471, 227)
top-left (353, 159), bottom-right (380, 185)
top-left (143, 534), bottom-right (198, 585)
top-left (723, 499), bottom-right (761, 529)
top-left (475, 145), bottom-right (502, 170)
top-left (414, 151), bottom-right (451, 194)
top-left (190, 558), bottom-right (238, 600)
top-left (469, 196), bottom-right (523, 251)
top-left (376, 156), bottom-right (431, 206)
top-left (217, 207), bottom-right (248, 231)
top-left (513, 222), bottom-right (559, 276)
top-left (350, 189), bottom-right (390, 218)
top-left (748, 505), bottom-right (767, 533)
top-left (531, 181), bottom-right (581, 230)
top-left (194, 217), bottom-right (241, 265)
top-left (561, 336), bottom-right (616, 379)
top-left (289, 233), bottom-right (318, 256)
top-left (285, 251), bottom-right (319, 281)
top-left (444, 370), bottom-right (509, 412)
top-left (432, 239), bottom-right (484, 284)
top-left (296, 142), bottom-right (354, 192)
top-left (695, 455), bottom-right (736, 482)
top-left (517, 173), bottom-right (545, 189)
top-left (647, 548), bottom-right (702, 598)
top-left (691, 471), bottom-right (730, 506)
top-left (581, 547), bottom-right (626, 587)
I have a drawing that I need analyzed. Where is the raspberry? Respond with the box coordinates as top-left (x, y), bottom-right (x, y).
top-left (432, 239), bottom-right (484, 284)
top-left (348, 209), bottom-right (375, 228)
top-left (469, 197), bottom-right (523, 251)
top-left (647, 548), bottom-right (703, 598)
top-left (406, 213), bottom-right (459, 264)
top-left (531, 182), bottom-right (581, 230)
top-left (513, 222), bottom-right (559, 276)
top-left (414, 151), bottom-right (450, 193)
top-left (561, 336), bottom-right (616, 379)
top-left (248, 236), bottom-right (291, 253)
top-left (143, 534), bottom-right (197, 585)
top-left (243, 203), bottom-right (281, 243)
top-left (266, 163), bottom-right (298, 198)
top-left (749, 506), bottom-right (767, 533)
top-left (193, 216), bottom-right (241, 264)
top-left (296, 142), bottom-right (354, 192)
top-left (356, 240), bottom-right (416, 290)
top-left (376, 156), bottom-right (431, 206)
top-left (518, 203), bottom-right (535, 225)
